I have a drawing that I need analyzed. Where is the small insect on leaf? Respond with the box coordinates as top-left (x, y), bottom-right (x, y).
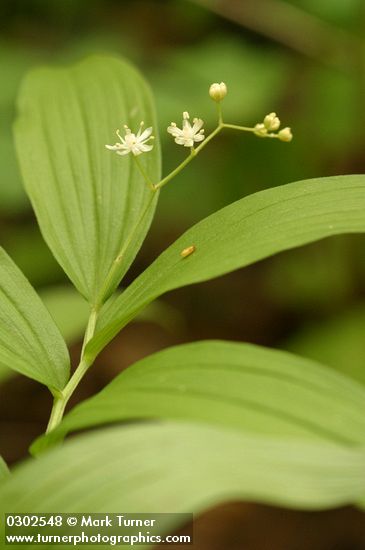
top-left (180, 245), bottom-right (196, 258)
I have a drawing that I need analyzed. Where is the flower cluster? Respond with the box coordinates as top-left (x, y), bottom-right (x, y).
top-left (105, 82), bottom-right (293, 159)
top-left (254, 112), bottom-right (293, 142)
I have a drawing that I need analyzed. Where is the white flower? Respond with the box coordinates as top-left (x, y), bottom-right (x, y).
top-left (167, 112), bottom-right (205, 148)
top-left (105, 122), bottom-right (154, 156)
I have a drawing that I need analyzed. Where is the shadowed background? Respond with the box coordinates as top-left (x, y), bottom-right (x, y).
top-left (1, 1), bottom-right (365, 548)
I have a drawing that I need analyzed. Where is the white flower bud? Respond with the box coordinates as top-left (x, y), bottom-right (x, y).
top-left (264, 112), bottom-right (280, 131)
top-left (209, 82), bottom-right (227, 102)
top-left (278, 127), bottom-right (293, 142)
top-left (254, 123), bottom-right (268, 137)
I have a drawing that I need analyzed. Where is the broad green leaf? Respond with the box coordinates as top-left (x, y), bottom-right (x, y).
top-left (0, 286), bottom-right (87, 387)
top-left (33, 341), bottom-right (365, 454)
top-left (2, 424), bottom-right (365, 550)
top-left (87, 175), bottom-right (365, 361)
top-left (14, 55), bottom-right (161, 304)
top-left (0, 456), bottom-right (9, 481)
top-left (0, 248), bottom-right (69, 390)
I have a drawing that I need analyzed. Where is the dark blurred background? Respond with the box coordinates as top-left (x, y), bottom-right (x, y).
top-left (1, 1), bottom-right (365, 548)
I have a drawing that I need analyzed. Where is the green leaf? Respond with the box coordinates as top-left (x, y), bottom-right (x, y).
top-left (2, 423), bottom-right (365, 549)
top-left (0, 286), bottom-right (86, 387)
top-left (0, 456), bottom-right (9, 481)
top-left (0, 248), bottom-right (69, 390)
top-left (87, 175), bottom-right (365, 361)
top-left (14, 55), bottom-right (161, 304)
top-left (33, 341), bottom-right (365, 454)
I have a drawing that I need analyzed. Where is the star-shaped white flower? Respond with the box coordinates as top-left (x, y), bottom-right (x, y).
top-left (105, 122), bottom-right (154, 156)
top-left (167, 111), bottom-right (205, 148)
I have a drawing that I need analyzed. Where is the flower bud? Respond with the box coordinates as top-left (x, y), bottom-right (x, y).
top-left (278, 127), bottom-right (293, 142)
top-left (209, 82), bottom-right (227, 102)
top-left (264, 112), bottom-right (280, 131)
top-left (254, 123), bottom-right (268, 137)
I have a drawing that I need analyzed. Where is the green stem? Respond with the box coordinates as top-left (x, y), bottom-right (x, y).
top-left (154, 151), bottom-right (195, 190)
top-left (222, 123), bottom-right (256, 132)
top-left (217, 103), bottom-right (223, 125)
top-left (46, 395), bottom-right (66, 434)
top-left (81, 306), bottom-right (98, 355)
top-left (133, 156), bottom-right (155, 190)
top-left (46, 307), bottom-right (99, 434)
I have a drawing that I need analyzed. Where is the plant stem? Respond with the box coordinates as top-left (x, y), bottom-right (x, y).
top-left (133, 156), bottom-right (155, 190)
top-left (81, 306), bottom-right (98, 355)
top-left (217, 103), bottom-right (223, 125)
top-left (46, 394), bottom-right (66, 434)
top-left (46, 307), bottom-right (99, 433)
top-left (222, 123), bottom-right (256, 132)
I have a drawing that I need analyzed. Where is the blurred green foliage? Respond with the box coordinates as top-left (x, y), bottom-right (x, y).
top-left (285, 306), bottom-right (365, 386)
top-left (1, 0), bottom-right (365, 384)
top-left (288, 0), bottom-right (361, 28)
